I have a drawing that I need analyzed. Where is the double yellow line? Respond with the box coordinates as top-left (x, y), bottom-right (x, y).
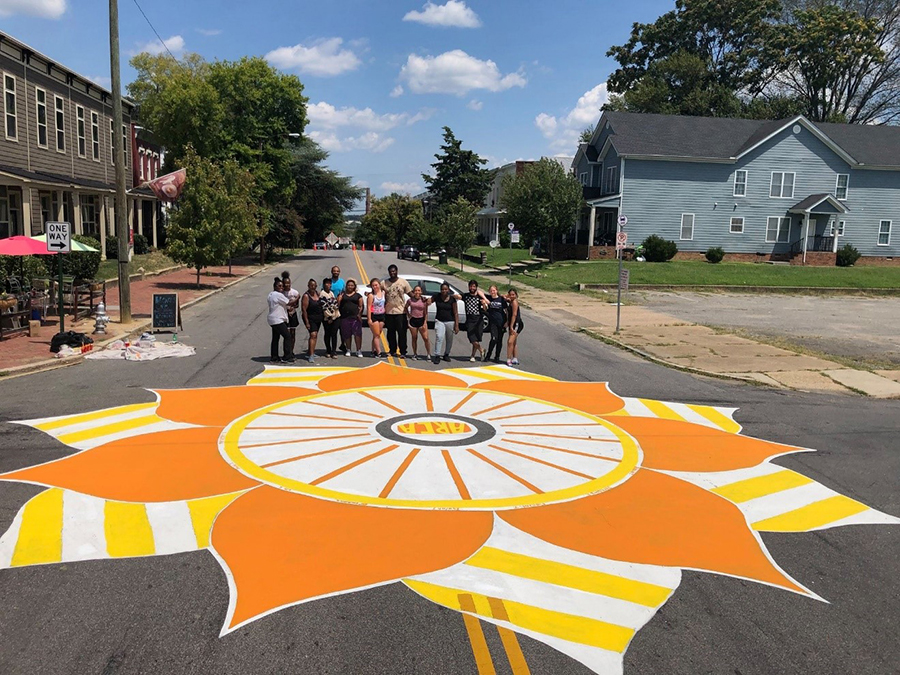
top-left (351, 247), bottom-right (407, 367)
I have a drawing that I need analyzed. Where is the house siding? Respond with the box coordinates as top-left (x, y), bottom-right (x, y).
top-left (844, 169), bottom-right (900, 257)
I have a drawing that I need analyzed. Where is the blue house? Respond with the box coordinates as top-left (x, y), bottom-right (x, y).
top-left (567, 111), bottom-right (900, 265)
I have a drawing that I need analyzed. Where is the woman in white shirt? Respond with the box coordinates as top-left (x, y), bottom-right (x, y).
top-left (267, 277), bottom-right (297, 363)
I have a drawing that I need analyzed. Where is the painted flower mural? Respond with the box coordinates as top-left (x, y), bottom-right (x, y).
top-left (0, 363), bottom-right (896, 674)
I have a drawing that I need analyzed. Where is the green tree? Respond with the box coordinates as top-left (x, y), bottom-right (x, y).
top-left (500, 158), bottom-right (583, 263)
top-left (421, 127), bottom-right (491, 214)
top-left (166, 147), bottom-right (257, 287)
top-left (579, 125), bottom-right (595, 144)
top-left (408, 217), bottom-right (445, 257)
top-left (438, 197), bottom-right (478, 270)
top-left (359, 194), bottom-right (425, 249)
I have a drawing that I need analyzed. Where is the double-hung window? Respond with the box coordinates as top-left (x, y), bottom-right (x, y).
top-left (90, 111), bottom-right (100, 161)
top-left (733, 170), bottom-right (747, 197)
top-left (76, 106), bottom-right (86, 157)
top-left (766, 216), bottom-right (791, 243)
top-left (730, 216), bottom-right (744, 234)
top-left (580, 172), bottom-right (588, 186)
top-left (835, 174), bottom-right (849, 200)
top-left (878, 220), bottom-right (891, 246)
top-left (680, 213), bottom-right (695, 240)
top-left (54, 96), bottom-right (65, 152)
top-left (122, 124), bottom-right (129, 164)
top-left (606, 165), bottom-right (618, 194)
top-left (35, 88), bottom-right (48, 148)
top-left (110, 120), bottom-right (115, 164)
top-left (770, 172), bottom-right (795, 198)
top-left (4, 73), bottom-right (17, 140)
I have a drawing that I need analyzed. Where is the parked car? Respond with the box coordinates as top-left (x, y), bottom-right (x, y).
top-left (397, 245), bottom-right (420, 261)
top-left (312, 242), bottom-right (328, 250)
top-left (356, 274), bottom-right (466, 327)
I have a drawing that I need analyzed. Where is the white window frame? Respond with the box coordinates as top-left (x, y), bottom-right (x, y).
top-left (606, 166), bottom-right (618, 193)
top-left (76, 105), bottom-right (86, 158)
top-left (35, 88), bottom-right (48, 148)
top-left (123, 124), bottom-right (129, 164)
top-left (729, 216), bottom-right (744, 234)
top-left (54, 95), bottom-right (65, 153)
top-left (837, 220), bottom-right (845, 236)
top-left (680, 213), bottom-right (695, 241)
top-left (579, 171), bottom-right (587, 186)
top-left (110, 119), bottom-right (115, 165)
top-left (3, 72), bottom-right (17, 141)
top-left (769, 171), bottom-right (796, 199)
top-left (878, 220), bottom-right (891, 246)
top-left (835, 174), bottom-right (849, 200)
top-left (733, 170), bottom-right (747, 197)
top-left (766, 216), bottom-right (791, 243)
top-left (90, 110), bottom-right (100, 161)
top-left (139, 148), bottom-right (146, 180)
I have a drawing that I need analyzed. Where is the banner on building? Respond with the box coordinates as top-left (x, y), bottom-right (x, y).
top-left (145, 169), bottom-right (186, 202)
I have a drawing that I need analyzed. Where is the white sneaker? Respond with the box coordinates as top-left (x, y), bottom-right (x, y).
top-left (469, 356), bottom-right (476, 362)
top-left (357, 351), bottom-right (364, 358)
top-left (512, 358), bottom-right (519, 365)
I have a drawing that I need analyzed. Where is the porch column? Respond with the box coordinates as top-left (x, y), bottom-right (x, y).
top-left (136, 198), bottom-right (144, 237)
top-left (21, 188), bottom-right (33, 236)
top-left (72, 193), bottom-right (82, 235)
top-left (586, 206), bottom-right (596, 259)
top-left (151, 201), bottom-right (158, 249)
top-left (55, 190), bottom-right (64, 220)
top-left (802, 213), bottom-right (810, 265)
top-left (833, 226), bottom-right (840, 253)
top-left (99, 197), bottom-right (108, 260)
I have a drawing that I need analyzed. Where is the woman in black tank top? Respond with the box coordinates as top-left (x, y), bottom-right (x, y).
top-left (301, 279), bottom-right (324, 362)
top-left (506, 288), bottom-right (523, 366)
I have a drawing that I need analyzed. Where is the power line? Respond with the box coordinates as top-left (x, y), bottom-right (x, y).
top-left (130, 0), bottom-right (178, 60)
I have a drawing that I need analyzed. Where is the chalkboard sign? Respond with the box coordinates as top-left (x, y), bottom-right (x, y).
top-left (152, 293), bottom-right (181, 330)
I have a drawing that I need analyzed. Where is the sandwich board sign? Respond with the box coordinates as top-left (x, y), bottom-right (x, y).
top-left (46, 222), bottom-right (71, 253)
top-left (152, 293), bottom-right (182, 331)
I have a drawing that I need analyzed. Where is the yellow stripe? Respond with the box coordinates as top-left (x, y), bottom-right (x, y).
top-left (604, 409), bottom-right (630, 416)
top-left (405, 579), bottom-right (634, 653)
top-left (753, 495), bottom-right (869, 532)
top-left (11, 488), bottom-right (63, 566)
top-left (187, 492), bottom-right (244, 548)
top-left (687, 404), bottom-right (741, 433)
top-left (449, 368), bottom-right (511, 381)
top-left (56, 414), bottom-right (161, 445)
top-left (104, 502), bottom-right (155, 557)
top-left (481, 366), bottom-right (554, 382)
top-left (713, 469), bottom-right (814, 504)
top-left (248, 376), bottom-right (332, 384)
top-left (466, 546), bottom-right (672, 607)
top-left (638, 399), bottom-right (685, 421)
top-left (459, 594), bottom-right (497, 675)
top-left (35, 402), bottom-right (156, 432)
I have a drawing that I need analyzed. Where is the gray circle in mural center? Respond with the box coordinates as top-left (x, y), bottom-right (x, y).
top-left (375, 412), bottom-right (497, 447)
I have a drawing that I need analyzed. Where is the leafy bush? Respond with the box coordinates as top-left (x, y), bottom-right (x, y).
top-left (0, 254), bottom-right (50, 289)
top-left (106, 235), bottom-right (118, 259)
top-left (836, 243), bottom-right (861, 267)
top-left (642, 234), bottom-right (678, 262)
top-left (133, 233), bottom-right (149, 255)
top-left (46, 235), bottom-right (101, 281)
top-left (499, 229), bottom-right (511, 248)
top-left (705, 246), bottom-right (725, 263)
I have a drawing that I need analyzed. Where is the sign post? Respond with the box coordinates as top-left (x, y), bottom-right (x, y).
top-left (507, 222), bottom-right (515, 287)
top-left (46, 222), bottom-right (71, 334)
top-left (615, 215), bottom-right (628, 334)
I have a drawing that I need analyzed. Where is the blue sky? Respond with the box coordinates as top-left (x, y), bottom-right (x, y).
top-left (1, 0), bottom-right (672, 203)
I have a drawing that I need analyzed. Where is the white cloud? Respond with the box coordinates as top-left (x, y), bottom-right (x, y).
top-left (133, 35), bottom-right (185, 56)
top-left (197, 28), bottom-right (222, 36)
top-left (310, 130), bottom-right (395, 153)
top-left (0, 0), bottom-right (65, 19)
top-left (390, 85), bottom-right (405, 98)
top-left (308, 102), bottom-right (432, 132)
top-left (381, 181), bottom-right (422, 194)
top-left (406, 109), bottom-right (437, 125)
top-left (399, 50), bottom-right (526, 96)
top-left (402, 1), bottom-right (481, 28)
top-left (467, 99), bottom-right (483, 111)
top-left (265, 38), bottom-right (362, 77)
top-left (535, 82), bottom-right (608, 151)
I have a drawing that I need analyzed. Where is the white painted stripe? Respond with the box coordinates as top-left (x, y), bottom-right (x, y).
top-left (32, 407), bottom-right (159, 438)
top-left (240, 432), bottom-right (377, 467)
top-left (619, 398), bottom-right (656, 417)
top-left (145, 501), bottom-right (198, 556)
top-left (451, 448), bottom-right (535, 499)
top-left (741, 482), bottom-right (838, 523)
top-left (267, 444), bottom-right (392, 485)
top-left (316, 447), bottom-right (408, 497)
top-left (664, 402), bottom-right (716, 428)
top-left (438, 371), bottom-right (491, 386)
top-left (804, 508), bottom-right (900, 531)
top-left (478, 446), bottom-right (586, 493)
top-left (389, 450), bottom-right (464, 501)
top-left (493, 442), bottom-right (624, 477)
top-left (61, 491), bottom-right (108, 561)
top-left (664, 462), bottom-right (786, 491)
top-left (66, 419), bottom-right (193, 451)
top-left (0, 506), bottom-right (24, 569)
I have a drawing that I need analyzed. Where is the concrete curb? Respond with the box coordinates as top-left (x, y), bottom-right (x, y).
top-left (0, 261), bottom-right (283, 380)
top-left (577, 283), bottom-right (900, 296)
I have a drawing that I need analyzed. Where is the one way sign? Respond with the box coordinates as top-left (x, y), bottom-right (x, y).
top-left (46, 222), bottom-right (71, 253)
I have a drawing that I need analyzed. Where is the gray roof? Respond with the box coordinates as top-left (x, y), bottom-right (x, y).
top-left (789, 193), bottom-right (848, 213)
top-left (816, 122), bottom-right (900, 167)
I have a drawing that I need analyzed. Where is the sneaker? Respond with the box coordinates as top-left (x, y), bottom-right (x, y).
top-left (469, 356), bottom-right (476, 362)
top-left (357, 351), bottom-right (364, 358)
top-left (512, 358), bottom-right (519, 365)
top-left (442, 355), bottom-right (451, 362)
top-left (507, 359), bottom-right (513, 366)
top-left (432, 355), bottom-right (440, 365)
top-left (482, 351), bottom-right (490, 362)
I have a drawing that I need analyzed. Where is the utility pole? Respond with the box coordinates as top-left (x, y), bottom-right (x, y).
top-left (109, 0), bottom-right (131, 322)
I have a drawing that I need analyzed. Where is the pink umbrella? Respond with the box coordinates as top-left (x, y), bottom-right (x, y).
top-left (0, 235), bottom-right (58, 256)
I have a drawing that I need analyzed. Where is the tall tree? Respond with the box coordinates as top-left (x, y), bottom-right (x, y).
top-left (501, 159), bottom-right (583, 263)
top-left (579, 125), bottom-right (595, 144)
top-left (421, 127), bottom-right (491, 215)
top-left (408, 217), bottom-right (445, 257)
top-left (438, 197), bottom-right (479, 270)
top-left (359, 194), bottom-right (425, 249)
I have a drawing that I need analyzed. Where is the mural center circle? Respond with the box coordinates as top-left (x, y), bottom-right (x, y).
top-left (222, 386), bottom-right (641, 510)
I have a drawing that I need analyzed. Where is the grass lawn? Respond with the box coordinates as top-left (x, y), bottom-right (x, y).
top-left (467, 245), bottom-right (533, 267)
top-left (98, 250), bottom-right (176, 281)
top-left (526, 260), bottom-right (900, 291)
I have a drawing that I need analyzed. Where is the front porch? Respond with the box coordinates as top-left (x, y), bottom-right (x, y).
top-left (787, 193), bottom-right (848, 265)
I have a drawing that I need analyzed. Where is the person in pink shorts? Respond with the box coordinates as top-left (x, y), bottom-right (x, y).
top-left (405, 285), bottom-right (431, 360)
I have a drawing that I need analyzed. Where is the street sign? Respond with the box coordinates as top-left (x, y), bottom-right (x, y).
top-left (617, 214), bottom-right (628, 228)
top-left (619, 268), bottom-right (630, 291)
top-left (46, 221), bottom-right (71, 253)
top-left (507, 222), bottom-right (515, 231)
top-left (511, 231), bottom-right (520, 244)
top-left (489, 239), bottom-right (500, 248)
top-left (616, 231), bottom-right (628, 250)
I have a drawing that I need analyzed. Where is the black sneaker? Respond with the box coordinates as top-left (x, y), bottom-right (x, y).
top-left (432, 355), bottom-right (440, 365)
top-left (442, 355), bottom-right (451, 362)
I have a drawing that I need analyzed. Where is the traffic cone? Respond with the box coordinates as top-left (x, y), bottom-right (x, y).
top-left (380, 244), bottom-right (384, 253)
top-left (362, 244), bottom-right (366, 251)
top-left (352, 244), bottom-right (356, 251)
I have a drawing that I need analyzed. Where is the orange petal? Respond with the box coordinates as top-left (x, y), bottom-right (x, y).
top-left (605, 416), bottom-right (800, 472)
top-left (501, 469), bottom-right (807, 594)
top-left (472, 380), bottom-right (624, 416)
top-left (154, 386), bottom-right (316, 426)
top-left (211, 486), bottom-right (493, 629)
top-left (1, 427), bottom-right (258, 502)
top-left (317, 362), bottom-right (467, 392)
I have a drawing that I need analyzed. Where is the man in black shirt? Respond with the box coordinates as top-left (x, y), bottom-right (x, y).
top-left (462, 280), bottom-right (487, 362)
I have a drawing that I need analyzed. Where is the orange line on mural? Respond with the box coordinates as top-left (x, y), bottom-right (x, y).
top-left (269, 412), bottom-right (373, 423)
top-left (260, 438), bottom-right (381, 468)
top-left (487, 597), bottom-right (531, 675)
top-left (458, 594), bottom-right (497, 675)
top-left (488, 444), bottom-right (594, 479)
top-left (442, 450), bottom-right (472, 499)
top-left (379, 448), bottom-right (421, 498)
top-left (305, 400), bottom-right (382, 418)
top-left (506, 431), bottom-right (619, 443)
top-left (240, 432), bottom-right (370, 450)
top-left (468, 449), bottom-right (543, 494)
top-left (360, 391), bottom-right (405, 415)
top-left (471, 398), bottom-right (524, 417)
top-left (449, 391), bottom-right (478, 413)
top-left (488, 409), bottom-right (566, 422)
top-left (504, 437), bottom-right (621, 463)
top-left (424, 388), bottom-right (434, 412)
top-left (310, 445), bottom-right (399, 486)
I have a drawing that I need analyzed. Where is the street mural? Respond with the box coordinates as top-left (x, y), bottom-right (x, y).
top-left (0, 362), bottom-right (897, 674)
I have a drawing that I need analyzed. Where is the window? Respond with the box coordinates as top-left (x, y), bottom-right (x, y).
top-left (730, 216), bottom-right (744, 234)
top-left (766, 216), bottom-right (791, 243)
top-left (123, 124), bottom-right (129, 164)
top-left (580, 172), bottom-right (587, 186)
top-left (878, 220), bottom-right (891, 246)
top-left (0, 185), bottom-right (21, 238)
top-left (90, 111), bottom-right (100, 161)
top-left (733, 170), bottom-right (747, 197)
top-left (35, 88), bottom-right (48, 148)
top-left (606, 165), bottom-right (618, 193)
top-left (769, 172), bottom-right (795, 198)
top-left (680, 213), bottom-right (695, 240)
top-left (4, 73), bottom-right (17, 140)
top-left (835, 174), bottom-right (849, 200)
top-left (76, 106), bottom-right (86, 157)
top-left (54, 95), bottom-right (65, 152)
top-left (837, 220), bottom-right (845, 236)
top-left (139, 149), bottom-right (145, 180)
top-left (81, 195), bottom-right (98, 237)
top-left (110, 120), bottom-right (115, 164)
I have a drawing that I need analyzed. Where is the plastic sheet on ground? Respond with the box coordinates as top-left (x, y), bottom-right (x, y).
top-left (86, 339), bottom-right (196, 361)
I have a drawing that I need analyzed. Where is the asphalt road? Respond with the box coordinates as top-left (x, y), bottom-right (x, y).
top-left (0, 249), bottom-right (897, 675)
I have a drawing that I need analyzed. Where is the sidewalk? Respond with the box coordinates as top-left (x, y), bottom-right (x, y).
top-left (435, 260), bottom-right (900, 398)
top-left (0, 262), bottom-right (266, 375)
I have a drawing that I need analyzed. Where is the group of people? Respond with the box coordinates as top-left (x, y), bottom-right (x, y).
top-left (266, 264), bottom-right (523, 366)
